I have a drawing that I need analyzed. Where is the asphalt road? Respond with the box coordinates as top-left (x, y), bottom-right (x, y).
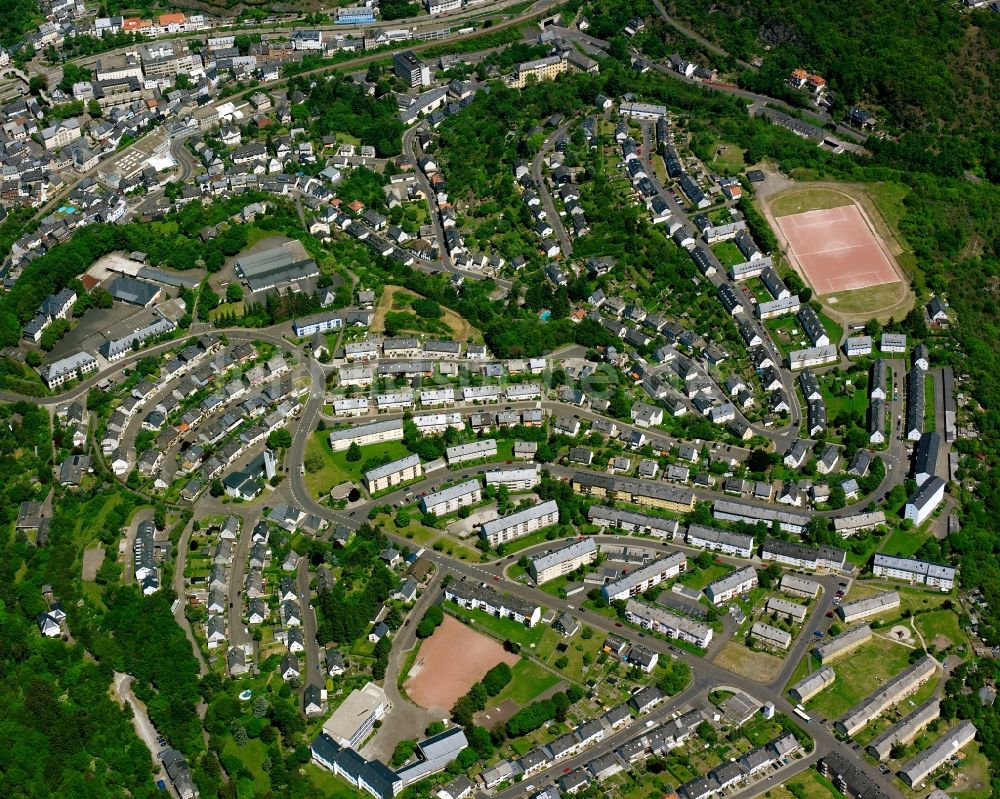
top-left (531, 120), bottom-right (574, 257)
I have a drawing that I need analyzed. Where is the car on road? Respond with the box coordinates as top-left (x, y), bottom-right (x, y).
top-left (156, 779), bottom-right (166, 791)
top-left (826, 611), bottom-right (834, 617)
top-left (492, 576), bottom-right (499, 581)
top-left (615, 622), bottom-right (622, 627)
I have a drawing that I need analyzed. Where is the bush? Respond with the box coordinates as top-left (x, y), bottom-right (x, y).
top-left (481, 662), bottom-right (512, 696)
top-left (415, 605), bottom-right (444, 639)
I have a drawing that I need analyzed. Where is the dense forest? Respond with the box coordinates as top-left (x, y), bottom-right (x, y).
top-left (665, 0), bottom-right (1000, 180)
top-left (0, 0), bottom-right (40, 47)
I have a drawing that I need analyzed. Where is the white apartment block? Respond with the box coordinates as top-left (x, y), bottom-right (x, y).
top-left (872, 554), bottom-right (956, 591)
top-left (364, 454), bottom-right (422, 493)
top-left (601, 552), bottom-right (687, 602)
top-left (624, 599), bottom-right (713, 648)
top-left (686, 524), bottom-right (755, 558)
top-left (421, 479), bottom-right (482, 516)
top-left (480, 500), bottom-right (559, 546)
top-left (529, 537), bottom-right (598, 584)
top-left (333, 397), bottom-right (371, 417)
top-left (413, 412), bottom-right (464, 435)
top-left (446, 439), bottom-right (497, 465)
top-left (705, 566), bottom-right (758, 605)
top-left (484, 466), bottom-right (540, 491)
top-left (329, 419), bottom-right (404, 451)
top-left (837, 592), bottom-right (900, 623)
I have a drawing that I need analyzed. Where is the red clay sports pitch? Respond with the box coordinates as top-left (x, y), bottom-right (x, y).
top-left (774, 205), bottom-right (900, 295)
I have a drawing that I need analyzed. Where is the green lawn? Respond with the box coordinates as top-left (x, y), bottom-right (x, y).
top-left (679, 563), bottom-right (731, 591)
top-left (915, 609), bottom-right (966, 649)
top-left (222, 736), bottom-right (271, 793)
top-left (445, 602), bottom-right (549, 649)
top-left (493, 657), bottom-right (561, 704)
top-left (712, 241), bottom-right (746, 268)
top-left (305, 764), bottom-right (367, 798)
top-left (881, 526), bottom-right (932, 558)
top-left (800, 637), bottom-right (918, 721)
top-left (500, 525), bottom-right (568, 555)
top-left (769, 769), bottom-right (848, 799)
top-left (305, 430), bottom-right (412, 497)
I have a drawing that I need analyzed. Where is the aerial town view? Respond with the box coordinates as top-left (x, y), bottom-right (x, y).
top-left (2, 0), bottom-right (1000, 798)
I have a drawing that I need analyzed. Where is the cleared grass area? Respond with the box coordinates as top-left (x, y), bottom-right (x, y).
top-left (822, 280), bottom-right (910, 317)
top-left (222, 736), bottom-right (271, 793)
top-left (769, 769), bottom-right (848, 799)
top-left (801, 636), bottom-right (915, 720)
top-left (881, 526), bottom-right (932, 558)
top-left (770, 187), bottom-right (854, 218)
top-left (306, 763), bottom-right (367, 798)
top-left (925, 374), bottom-right (936, 431)
top-left (712, 240), bottom-right (746, 268)
top-left (372, 285), bottom-right (478, 342)
top-left (915, 609), bottom-right (966, 650)
top-left (713, 641), bottom-right (783, 683)
top-left (304, 430), bottom-right (411, 497)
top-left (493, 657), bottom-right (560, 705)
top-left (707, 141), bottom-right (747, 173)
top-left (679, 563), bottom-right (731, 591)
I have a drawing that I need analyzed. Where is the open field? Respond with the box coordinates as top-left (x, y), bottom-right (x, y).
top-left (915, 609), bottom-right (966, 651)
top-left (714, 641), bottom-right (783, 683)
top-left (304, 431), bottom-right (411, 497)
top-left (766, 769), bottom-right (846, 799)
top-left (881, 526), bottom-right (933, 558)
top-left (491, 657), bottom-right (560, 705)
top-left (371, 285), bottom-right (477, 341)
top-left (82, 547), bottom-right (104, 580)
top-left (404, 615), bottom-right (520, 713)
top-left (708, 141), bottom-right (747, 173)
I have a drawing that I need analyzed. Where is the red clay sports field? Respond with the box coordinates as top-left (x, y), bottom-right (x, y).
top-left (774, 205), bottom-right (900, 295)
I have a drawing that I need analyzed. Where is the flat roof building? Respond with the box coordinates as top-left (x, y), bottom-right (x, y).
top-left (235, 239), bottom-right (319, 292)
top-left (322, 683), bottom-right (389, 748)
